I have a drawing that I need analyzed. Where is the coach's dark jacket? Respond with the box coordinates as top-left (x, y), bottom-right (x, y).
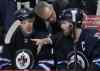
top-left (50, 32), bottom-right (74, 60)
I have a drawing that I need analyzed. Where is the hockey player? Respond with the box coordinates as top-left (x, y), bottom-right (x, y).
top-left (4, 7), bottom-right (36, 69)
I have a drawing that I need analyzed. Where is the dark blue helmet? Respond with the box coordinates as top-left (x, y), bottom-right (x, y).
top-left (14, 8), bottom-right (35, 21)
top-left (59, 8), bottom-right (84, 27)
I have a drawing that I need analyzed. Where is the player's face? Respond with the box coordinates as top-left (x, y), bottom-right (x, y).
top-left (60, 20), bottom-right (73, 35)
top-left (21, 18), bottom-right (34, 34)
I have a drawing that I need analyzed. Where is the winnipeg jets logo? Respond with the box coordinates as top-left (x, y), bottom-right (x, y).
top-left (16, 51), bottom-right (30, 69)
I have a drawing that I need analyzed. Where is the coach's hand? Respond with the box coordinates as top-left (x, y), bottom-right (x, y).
top-left (31, 38), bottom-right (49, 46)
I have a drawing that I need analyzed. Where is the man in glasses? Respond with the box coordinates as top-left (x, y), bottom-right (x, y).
top-left (34, 1), bottom-right (60, 34)
top-left (32, 1), bottom-right (61, 70)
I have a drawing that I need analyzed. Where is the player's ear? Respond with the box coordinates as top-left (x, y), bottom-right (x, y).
top-left (69, 24), bottom-right (73, 29)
